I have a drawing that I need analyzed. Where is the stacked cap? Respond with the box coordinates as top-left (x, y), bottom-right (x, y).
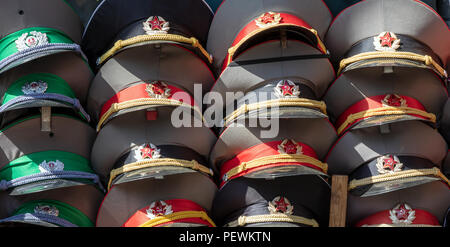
top-left (0, 0), bottom-right (103, 227)
top-left (324, 0), bottom-right (450, 226)
top-left (207, 0), bottom-right (338, 227)
top-left (83, 0), bottom-right (218, 227)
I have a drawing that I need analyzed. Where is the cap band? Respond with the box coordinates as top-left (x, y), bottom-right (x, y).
top-left (97, 82), bottom-right (203, 131)
top-left (356, 204), bottom-right (441, 227)
top-left (224, 12), bottom-right (327, 70)
top-left (4, 200), bottom-right (94, 227)
top-left (108, 158), bottom-right (213, 191)
top-left (0, 27), bottom-right (84, 71)
top-left (97, 34), bottom-right (212, 65)
top-left (0, 151), bottom-right (103, 192)
top-left (0, 73), bottom-right (90, 121)
top-left (348, 167), bottom-right (450, 191)
top-left (223, 98), bottom-right (327, 127)
top-left (220, 140), bottom-right (327, 187)
top-left (123, 199), bottom-right (215, 227)
top-left (338, 51), bottom-right (447, 78)
top-left (225, 214), bottom-right (319, 227)
top-left (335, 94), bottom-right (436, 135)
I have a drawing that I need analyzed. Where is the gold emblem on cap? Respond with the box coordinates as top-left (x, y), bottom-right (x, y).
top-left (389, 203), bottom-right (416, 224)
top-left (143, 16), bottom-right (170, 35)
top-left (146, 201), bottom-right (173, 219)
top-left (15, 31), bottom-right (49, 51)
top-left (34, 205), bottom-right (59, 217)
top-left (381, 94), bottom-right (407, 107)
top-left (268, 196), bottom-right (294, 215)
top-left (373, 32), bottom-right (401, 52)
top-left (278, 139), bottom-right (303, 155)
top-left (134, 143), bottom-right (161, 161)
top-left (274, 80), bottom-right (301, 98)
top-left (146, 81), bottom-right (172, 99)
top-left (376, 155), bottom-right (403, 174)
top-left (255, 12), bottom-right (282, 28)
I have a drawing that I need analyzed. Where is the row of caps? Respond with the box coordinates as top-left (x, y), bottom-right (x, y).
top-left (0, 0), bottom-right (449, 227)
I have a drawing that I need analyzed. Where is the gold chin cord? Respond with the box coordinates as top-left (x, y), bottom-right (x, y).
top-left (338, 51), bottom-right (448, 77)
top-left (97, 34), bottom-right (213, 65)
top-left (225, 214), bottom-right (319, 227)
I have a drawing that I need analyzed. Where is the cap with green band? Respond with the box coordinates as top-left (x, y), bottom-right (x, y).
top-left (0, 27), bottom-right (85, 74)
top-left (0, 150), bottom-right (104, 194)
top-left (0, 200), bottom-right (94, 227)
top-left (0, 73), bottom-right (91, 122)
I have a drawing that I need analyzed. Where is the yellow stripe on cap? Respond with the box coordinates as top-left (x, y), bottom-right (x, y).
top-left (96, 98), bottom-right (204, 132)
top-left (98, 34), bottom-right (213, 65)
top-left (139, 211), bottom-right (216, 227)
top-left (108, 158), bottom-right (213, 190)
top-left (348, 167), bottom-right (450, 191)
top-left (223, 98), bottom-right (327, 127)
top-left (225, 214), bottom-right (319, 227)
top-left (336, 106), bottom-right (436, 135)
top-left (338, 51), bottom-right (447, 77)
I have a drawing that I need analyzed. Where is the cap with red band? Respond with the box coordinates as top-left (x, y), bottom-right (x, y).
top-left (123, 199), bottom-right (216, 227)
top-left (335, 94), bottom-right (436, 135)
top-left (356, 203), bottom-right (441, 227)
top-left (222, 11), bottom-right (327, 70)
top-left (219, 139), bottom-right (328, 188)
top-left (97, 81), bottom-right (202, 131)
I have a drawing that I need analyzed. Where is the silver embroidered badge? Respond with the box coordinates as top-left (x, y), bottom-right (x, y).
top-left (21, 81), bottom-right (48, 95)
top-left (15, 31), bottom-right (49, 51)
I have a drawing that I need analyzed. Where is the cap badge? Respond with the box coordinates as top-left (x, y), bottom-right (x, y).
top-left (274, 80), bottom-right (300, 98)
top-left (373, 32), bottom-right (401, 52)
top-left (39, 160), bottom-right (65, 173)
top-left (381, 94), bottom-right (407, 107)
top-left (143, 16), bottom-right (170, 35)
top-left (146, 81), bottom-right (172, 99)
top-left (34, 205), bottom-right (59, 217)
top-left (389, 203), bottom-right (416, 224)
top-left (134, 143), bottom-right (161, 161)
top-left (268, 196), bottom-right (294, 215)
top-left (146, 201), bottom-right (173, 219)
top-left (376, 155), bottom-right (403, 174)
top-left (255, 12), bottom-right (282, 28)
top-left (15, 31), bottom-right (49, 51)
top-left (278, 139), bottom-right (303, 155)
top-left (21, 80), bottom-right (48, 95)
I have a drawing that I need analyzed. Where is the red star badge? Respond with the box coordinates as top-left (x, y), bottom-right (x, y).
top-left (140, 144), bottom-right (155, 159)
top-left (382, 155), bottom-right (398, 171)
top-left (379, 32), bottom-right (396, 48)
top-left (385, 95), bottom-right (402, 107)
top-left (147, 16), bottom-right (166, 31)
top-left (273, 197), bottom-right (290, 213)
top-left (283, 140), bottom-right (298, 154)
top-left (259, 13), bottom-right (276, 24)
top-left (149, 201), bottom-right (167, 217)
top-left (393, 204), bottom-right (411, 221)
top-left (151, 81), bottom-right (168, 96)
top-left (279, 80), bottom-right (296, 96)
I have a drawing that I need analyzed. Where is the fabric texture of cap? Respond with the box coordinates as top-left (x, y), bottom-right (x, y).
top-left (0, 0), bottom-right (86, 74)
top-left (96, 172), bottom-right (217, 227)
top-left (0, 114), bottom-right (102, 195)
top-left (82, 0), bottom-right (213, 68)
top-left (212, 175), bottom-right (331, 227)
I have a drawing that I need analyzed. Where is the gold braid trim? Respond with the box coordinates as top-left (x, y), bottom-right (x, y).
top-left (227, 24), bottom-right (326, 67)
top-left (139, 211), bottom-right (216, 227)
top-left (108, 158), bottom-right (213, 190)
top-left (336, 106), bottom-right (436, 135)
top-left (97, 98), bottom-right (203, 132)
top-left (348, 167), bottom-right (450, 191)
top-left (98, 34), bottom-right (213, 65)
top-left (223, 154), bottom-right (328, 182)
top-left (338, 51), bottom-right (447, 77)
top-left (223, 98), bottom-right (327, 127)
top-left (225, 214), bottom-right (319, 227)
